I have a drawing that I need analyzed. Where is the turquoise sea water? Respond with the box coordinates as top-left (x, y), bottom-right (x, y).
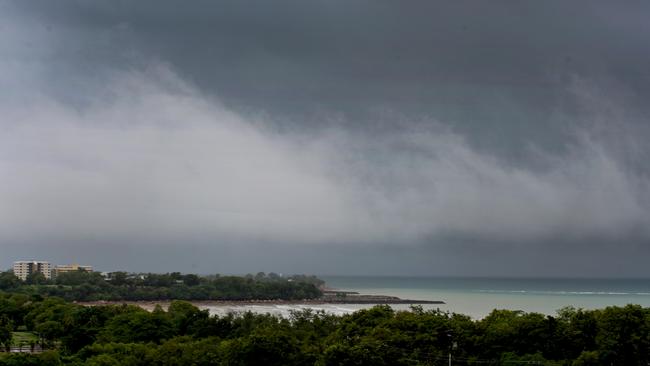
top-left (320, 276), bottom-right (650, 318)
top-left (202, 277), bottom-right (650, 319)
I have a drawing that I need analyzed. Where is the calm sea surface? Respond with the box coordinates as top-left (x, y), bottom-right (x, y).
top-left (321, 276), bottom-right (650, 318)
top-left (202, 277), bottom-right (650, 319)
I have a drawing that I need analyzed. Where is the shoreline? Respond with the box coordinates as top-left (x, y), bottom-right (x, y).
top-left (77, 292), bottom-right (444, 310)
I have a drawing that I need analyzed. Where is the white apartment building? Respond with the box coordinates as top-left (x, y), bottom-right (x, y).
top-left (13, 261), bottom-right (52, 281)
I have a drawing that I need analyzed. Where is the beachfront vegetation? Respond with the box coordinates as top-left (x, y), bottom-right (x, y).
top-left (0, 271), bottom-right (322, 302)
top-left (0, 292), bottom-right (649, 365)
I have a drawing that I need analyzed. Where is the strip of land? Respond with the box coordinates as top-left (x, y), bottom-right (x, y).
top-left (78, 290), bottom-right (444, 310)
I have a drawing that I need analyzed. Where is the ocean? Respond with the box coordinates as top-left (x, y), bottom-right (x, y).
top-left (202, 276), bottom-right (650, 319)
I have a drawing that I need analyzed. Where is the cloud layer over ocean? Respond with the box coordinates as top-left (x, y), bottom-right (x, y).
top-left (2, 1), bottom-right (649, 275)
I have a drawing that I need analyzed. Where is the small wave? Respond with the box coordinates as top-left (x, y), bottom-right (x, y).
top-left (477, 290), bottom-right (528, 294)
top-left (332, 305), bottom-right (356, 312)
top-left (200, 304), bottom-right (360, 318)
top-left (475, 289), bottom-right (650, 296)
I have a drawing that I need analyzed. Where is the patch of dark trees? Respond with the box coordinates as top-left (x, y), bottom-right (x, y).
top-left (0, 291), bottom-right (649, 365)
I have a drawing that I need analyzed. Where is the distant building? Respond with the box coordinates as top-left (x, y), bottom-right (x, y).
top-left (53, 263), bottom-right (93, 277)
top-left (13, 261), bottom-right (52, 281)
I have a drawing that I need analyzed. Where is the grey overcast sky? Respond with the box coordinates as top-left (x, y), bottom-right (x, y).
top-left (1, 1), bottom-right (650, 276)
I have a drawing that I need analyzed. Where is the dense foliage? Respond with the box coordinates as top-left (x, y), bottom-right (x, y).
top-left (0, 291), bottom-right (649, 365)
top-left (0, 271), bottom-right (322, 302)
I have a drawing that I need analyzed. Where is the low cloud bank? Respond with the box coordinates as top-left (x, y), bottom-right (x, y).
top-left (1, 66), bottom-right (648, 248)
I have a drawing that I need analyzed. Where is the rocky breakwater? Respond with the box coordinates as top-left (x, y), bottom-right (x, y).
top-left (319, 290), bottom-right (444, 304)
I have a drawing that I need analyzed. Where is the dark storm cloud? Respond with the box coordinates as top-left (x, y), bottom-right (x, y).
top-left (7, 0), bottom-right (650, 156)
top-left (10, 1), bottom-right (650, 112)
top-left (1, 1), bottom-right (650, 276)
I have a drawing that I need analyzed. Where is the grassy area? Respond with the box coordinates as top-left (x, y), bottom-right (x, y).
top-left (11, 332), bottom-right (38, 347)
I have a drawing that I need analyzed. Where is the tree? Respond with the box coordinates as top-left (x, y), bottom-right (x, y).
top-left (25, 272), bottom-right (48, 285)
top-left (108, 272), bottom-right (128, 286)
top-left (0, 315), bottom-right (13, 352)
top-left (224, 327), bottom-right (301, 366)
top-left (55, 269), bottom-right (104, 286)
top-left (100, 308), bottom-right (174, 344)
top-left (0, 271), bottom-right (21, 290)
top-left (572, 350), bottom-right (600, 366)
top-left (35, 321), bottom-right (64, 347)
top-left (183, 274), bottom-right (200, 286)
top-left (167, 301), bottom-right (203, 335)
top-left (595, 305), bottom-right (650, 365)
